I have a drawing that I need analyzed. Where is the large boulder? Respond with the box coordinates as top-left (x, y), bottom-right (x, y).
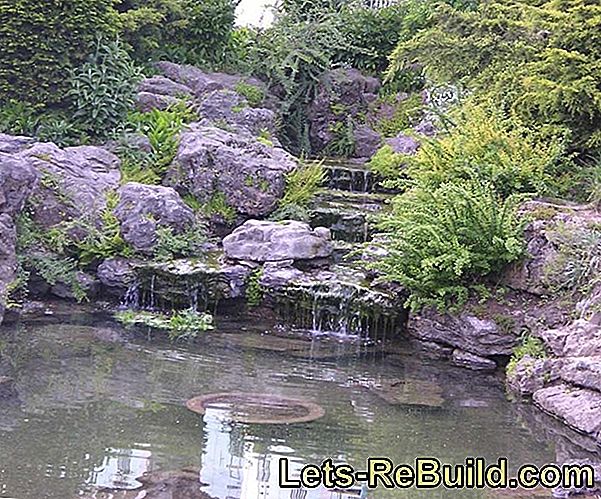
top-left (0, 215), bottom-right (17, 323)
top-left (505, 202), bottom-right (601, 297)
top-left (18, 142), bottom-right (121, 233)
top-left (0, 153), bottom-right (39, 216)
top-left (0, 152), bottom-right (39, 324)
top-left (408, 310), bottom-right (516, 358)
top-left (165, 126), bottom-right (297, 218)
top-left (114, 183), bottom-right (195, 253)
top-left (97, 258), bottom-right (138, 297)
top-left (196, 89), bottom-right (277, 137)
top-left (540, 319), bottom-right (601, 357)
top-left (308, 68), bottom-right (380, 155)
top-left (533, 384), bottom-right (601, 443)
top-left (223, 220), bottom-right (333, 262)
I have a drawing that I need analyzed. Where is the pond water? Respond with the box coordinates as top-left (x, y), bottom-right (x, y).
top-left (0, 307), bottom-right (588, 499)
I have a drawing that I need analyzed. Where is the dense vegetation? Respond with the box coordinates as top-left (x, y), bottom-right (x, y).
top-left (1, 0), bottom-right (600, 314)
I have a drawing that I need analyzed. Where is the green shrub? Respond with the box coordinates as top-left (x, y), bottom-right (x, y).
top-left (367, 145), bottom-right (406, 180)
top-left (374, 181), bottom-right (525, 311)
top-left (386, 0), bottom-right (601, 158)
top-left (154, 225), bottom-right (207, 262)
top-left (271, 160), bottom-right (325, 221)
top-left (68, 40), bottom-right (143, 139)
top-left (0, 0), bottom-right (119, 106)
top-left (234, 81), bottom-right (265, 108)
top-left (398, 104), bottom-right (562, 198)
top-left (374, 93), bottom-right (423, 138)
top-left (119, 0), bottom-right (236, 67)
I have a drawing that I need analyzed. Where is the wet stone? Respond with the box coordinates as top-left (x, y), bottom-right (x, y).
top-left (367, 378), bottom-right (445, 408)
top-left (0, 376), bottom-right (17, 399)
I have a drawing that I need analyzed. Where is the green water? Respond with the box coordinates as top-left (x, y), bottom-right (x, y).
top-left (0, 309), bottom-right (587, 498)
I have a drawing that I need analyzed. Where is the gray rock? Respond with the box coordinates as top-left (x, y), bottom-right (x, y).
top-left (540, 319), bottom-right (601, 357)
top-left (0, 215), bottom-right (17, 324)
top-left (0, 133), bottom-right (35, 154)
top-left (155, 61), bottom-right (265, 99)
top-left (259, 260), bottom-right (305, 289)
top-left (165, 126), bottom-right (297, 218)
top-left (560, 357), bottom-right (601, 392)
top-left (51, 271), bottom-right (99, 300)
top-left (18, 142), bottom-right (121, 233)
top-left (451, 349), bottom-right (497, 371)
top-left (308, 68), bottom-right (380, 155)
top-left (0, 153), bottom-right (39, 216)
top-left (409, 339), bottom-right (453, 361)
top-left (136, 91), bottom-right (179, 112)
top-left (533, 384), bottom-right (601, 442)
top-left (197, 89), bottom-right (276, 137)
top-left (138, 75), bottom-right (194, 98)
top-left (506, 355), bottom-right (562, 396)
top-left (114, 183), bottom-right (194, 253)
top-left (223, 220), bottom-right (333, 262)
top-left (97, 258), bottom-right (137, 295)
top-left (409, 311), bottom-right (516, 357)
top-left (0, 376), bottom-right (17, 399)
top-left (505, 202), bottom-right (601, 296)
top-left (386, 133), bottom-right (420, 155)
top-left (353, 125), bottom-right (381, 159)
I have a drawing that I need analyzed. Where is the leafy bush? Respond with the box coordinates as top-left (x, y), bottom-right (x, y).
top-left (119, 0), bottom-right (236, 67)
top-left (367, 145), bottom-right (406, 180)
top-left (271, 161), bottom-right (325, 221)
top-left (115, 308), bottom-right (214, 340)
top-left (386, 0), bottom-right (601, 158)
top-left (154, 225), bottom-right (207, 262)
top-left (68, 40), bottom-right (144, 138)
top-left (378, 103), bottom-right (563, 198)
top-left (374, 181), bottom-right (525, 311)
top-left (0, 0), bottom-right (119, 106)
top-left (248, 4), bottom-right (348, 153)
top-left (374, 93), bottom-right (423, 138)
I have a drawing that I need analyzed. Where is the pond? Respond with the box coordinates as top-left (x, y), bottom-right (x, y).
top-left (0, 306), bottom-right (589, 498)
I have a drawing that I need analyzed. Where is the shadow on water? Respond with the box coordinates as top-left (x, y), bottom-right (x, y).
top-left (0, 309), bottom-right (599, 498)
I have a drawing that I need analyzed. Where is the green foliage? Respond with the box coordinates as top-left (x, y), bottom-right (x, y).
top-left (154, 225), bottom-right (207, 262)
top-left (115, 308), bottom-right (214, 340)
top-left (374, 181), bottom-right (525, 311)
top-left (506, 334), bottom-right (546, 377)
top-left (374, 93), bottom-right (423, 138)
top-left (0, 0), bottom-right (119, 106)
top-left (234, 81), bottom-right (265, 108)
top-left (386, 0), bottom-right (601, 159)
top-left (0, 102), bottom-right (85, 147)
top-left (128, 102), bottom-right (197, 179)
top-left (246, 268), bottom-right (264, 307)
top-left (248, 4), bottom-right (348, 154)
top-left (68, 40), bottom-right (143, 139)
top-left (75, 193), bottom-right (134, 266)
top-left (385, 103), bottom-right (563, 198)
top-left (14, 212), bottom-right (88, 303)
top-left (272, 161), bottom-right (325, 221)
top-left (335, 0), bottom-right (434, 75)
top-left (367, 145), bottom-right (406, 180)
top-left (119, 0), bottom-right (236, 67)
top-left (324, 118), bottom-right (355, 158)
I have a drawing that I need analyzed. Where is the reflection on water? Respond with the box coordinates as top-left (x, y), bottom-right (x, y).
top-left (0, 314), bottom-right (598, 498)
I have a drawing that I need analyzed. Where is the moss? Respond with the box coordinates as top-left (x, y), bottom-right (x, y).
top-left (234, 81), bottom-right (265, 107)
top-left (115, 308), bottom-right (214, 340)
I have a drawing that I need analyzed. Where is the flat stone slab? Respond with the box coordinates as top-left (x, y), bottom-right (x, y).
top-left (560, 356), bottom-right (601, 392)
top-left (367, 378), bottom-right (445, 408)
top-left (533, 384), bottom-right (601, 442)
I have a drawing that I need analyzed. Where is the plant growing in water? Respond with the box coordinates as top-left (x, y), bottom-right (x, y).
top-left (115, 308), bottom-right (214, 340)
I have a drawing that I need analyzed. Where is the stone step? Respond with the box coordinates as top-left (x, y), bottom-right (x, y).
top-left (309, 189), bottom-right (392, 243)
top-left (307, 159), bottom-right (394, 194)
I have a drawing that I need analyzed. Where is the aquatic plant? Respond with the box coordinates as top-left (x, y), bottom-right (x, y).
top-left (115, 308), bottom-right (214, 340)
